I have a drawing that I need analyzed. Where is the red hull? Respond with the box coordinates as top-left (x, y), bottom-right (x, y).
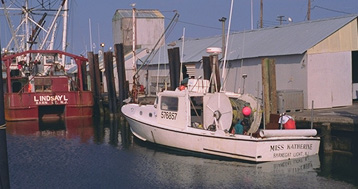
top-left (4, 91), bottom-right (93, 121)
top-left (2, 50), bottom-right (94, 121)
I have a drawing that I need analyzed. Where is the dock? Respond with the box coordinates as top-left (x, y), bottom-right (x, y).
top-left (291, 101), bottom-right (358, 130)
top-left (290, 101), bottom-right (358, 155)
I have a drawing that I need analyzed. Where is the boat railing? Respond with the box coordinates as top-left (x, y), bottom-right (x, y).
top-left (14, 75), bottom-right (80, 94)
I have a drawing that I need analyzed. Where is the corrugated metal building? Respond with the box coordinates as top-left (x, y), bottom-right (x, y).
top-left (137, 14), bottom-right (358, 109)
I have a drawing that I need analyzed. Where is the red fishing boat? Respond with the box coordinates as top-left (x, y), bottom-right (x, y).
top-left (2, 50), bottom-right (93, 121)
top-left (1, 1), bottom-right (94, 121)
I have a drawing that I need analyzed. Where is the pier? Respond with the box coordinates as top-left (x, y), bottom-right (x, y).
top-left (291, 101), bottom-right (358, 155)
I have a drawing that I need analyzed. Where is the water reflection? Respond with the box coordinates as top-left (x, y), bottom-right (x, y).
top-left (5, 118), bottom-right (358, 188)
top-left (6, 118), bottom-right (94, 143)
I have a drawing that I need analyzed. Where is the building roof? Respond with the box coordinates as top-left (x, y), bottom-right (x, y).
top-left (142, 14), bottom-right (357, 65)
top-left (113, 9), bottom-right (164, 21)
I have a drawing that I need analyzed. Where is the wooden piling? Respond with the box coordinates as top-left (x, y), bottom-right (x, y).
top-left (168, 47), bottom-right (181, 90)
top-left (81, 59), bottom-right (88, 91)
top-left (322, 123), bottom-right (333, 153)
top-left (88, 52), bottom-right (95, 91)
top-left (0, 48), bottom-right (10, 188)
top-left (262, 58), bottom-right (277, 124)
top-left (104, 51), bottom-right (118, 117)
top-left (88, 52), bottom-right (100, 116)
top-left (268, 59), bottom-right (277, 114)
top-left (93, 54), bottom-right (104, 115)
top-left (114, 44), bottom-right (127, 113)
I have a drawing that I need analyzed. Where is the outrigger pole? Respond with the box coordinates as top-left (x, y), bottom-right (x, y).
top-left (220, 0), bottom-right (234, 92)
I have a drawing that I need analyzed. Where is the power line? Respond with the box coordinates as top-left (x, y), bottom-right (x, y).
top-left (164, 17), bottom-right (222, 31)
top-left (312, 5), bottom-right (352, 15)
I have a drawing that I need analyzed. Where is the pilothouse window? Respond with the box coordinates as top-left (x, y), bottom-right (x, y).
top-left (160, 96), bottom-right (178, 111)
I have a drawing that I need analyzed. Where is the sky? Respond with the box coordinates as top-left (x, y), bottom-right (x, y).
top-left (1, 0), bottom-right (358, 56)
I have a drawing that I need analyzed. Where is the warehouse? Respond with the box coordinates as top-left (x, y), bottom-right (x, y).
top-left (136, 14), bottom-right (358, 109)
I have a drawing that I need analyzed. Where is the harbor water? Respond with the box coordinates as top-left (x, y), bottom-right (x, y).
top-left (5, 117), bottom-right (358, 189)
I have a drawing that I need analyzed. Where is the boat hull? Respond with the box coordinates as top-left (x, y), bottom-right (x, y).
top-left (123, 112), bottom-right (320, 162)
top-left (4, 91), bottom-right (93, 121)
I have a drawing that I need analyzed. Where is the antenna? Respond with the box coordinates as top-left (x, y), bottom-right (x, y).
top-left (276, 15), bottom-right (286, 25)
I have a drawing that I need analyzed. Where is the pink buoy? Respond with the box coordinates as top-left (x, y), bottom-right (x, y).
top-left (242, 106), bottom-right (251, 116)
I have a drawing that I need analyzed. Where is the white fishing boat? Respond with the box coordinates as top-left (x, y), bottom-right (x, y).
top-left (121, 78), bottom-right (320, 162)
top-left (122, 1), bottom-right (319, 162)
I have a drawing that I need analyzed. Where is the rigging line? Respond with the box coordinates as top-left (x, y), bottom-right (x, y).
top-left (312, 5), bottom-right (352, 15)
top-left (34, 0), bottom-right (60, 9)
top-left (5, 0), bottom-right (21, 9)
top-left (174, 19), bottom-right (222, 31)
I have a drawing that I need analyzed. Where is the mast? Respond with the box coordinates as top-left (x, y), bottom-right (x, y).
top-left (221, 0), bottom-right (234, 91)
top-left (260, 0), bottom-right (263, 28)
top-left (25, 0), bottom-right (29, 51)
top-left (132, 4), bottom-right (137, 72)
top-left (179, 27), bottom-right (185, 84)
top-left (130, 3), bottom-right (138, 102)
top-left (251, 0), bottom-right (253, 30)
top-left (62, 0), bottom-right (68, 65)
top-left (307, 0), bottom-right (311, 21)
top-left (49, 23), bottom-right (58, 50)
top-left (1, 0), bottom-right (68, 52)
top-left (38, 0), bottom-right (67, 50)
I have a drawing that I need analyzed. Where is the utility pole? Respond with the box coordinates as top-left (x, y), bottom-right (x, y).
top-left (250, 0), bottom-right (253, 30)
top-left (307, 0), bottom-right (311, 21)
top-left (219, 17), bottom-right (227, 58)
top-left (0, 43), bottom-right (10, 189)
top-left (260, 0), bottom-right (263, 28)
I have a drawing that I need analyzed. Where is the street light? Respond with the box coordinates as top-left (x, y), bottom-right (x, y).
top-left (100, 43), bottom-right (105, 52)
